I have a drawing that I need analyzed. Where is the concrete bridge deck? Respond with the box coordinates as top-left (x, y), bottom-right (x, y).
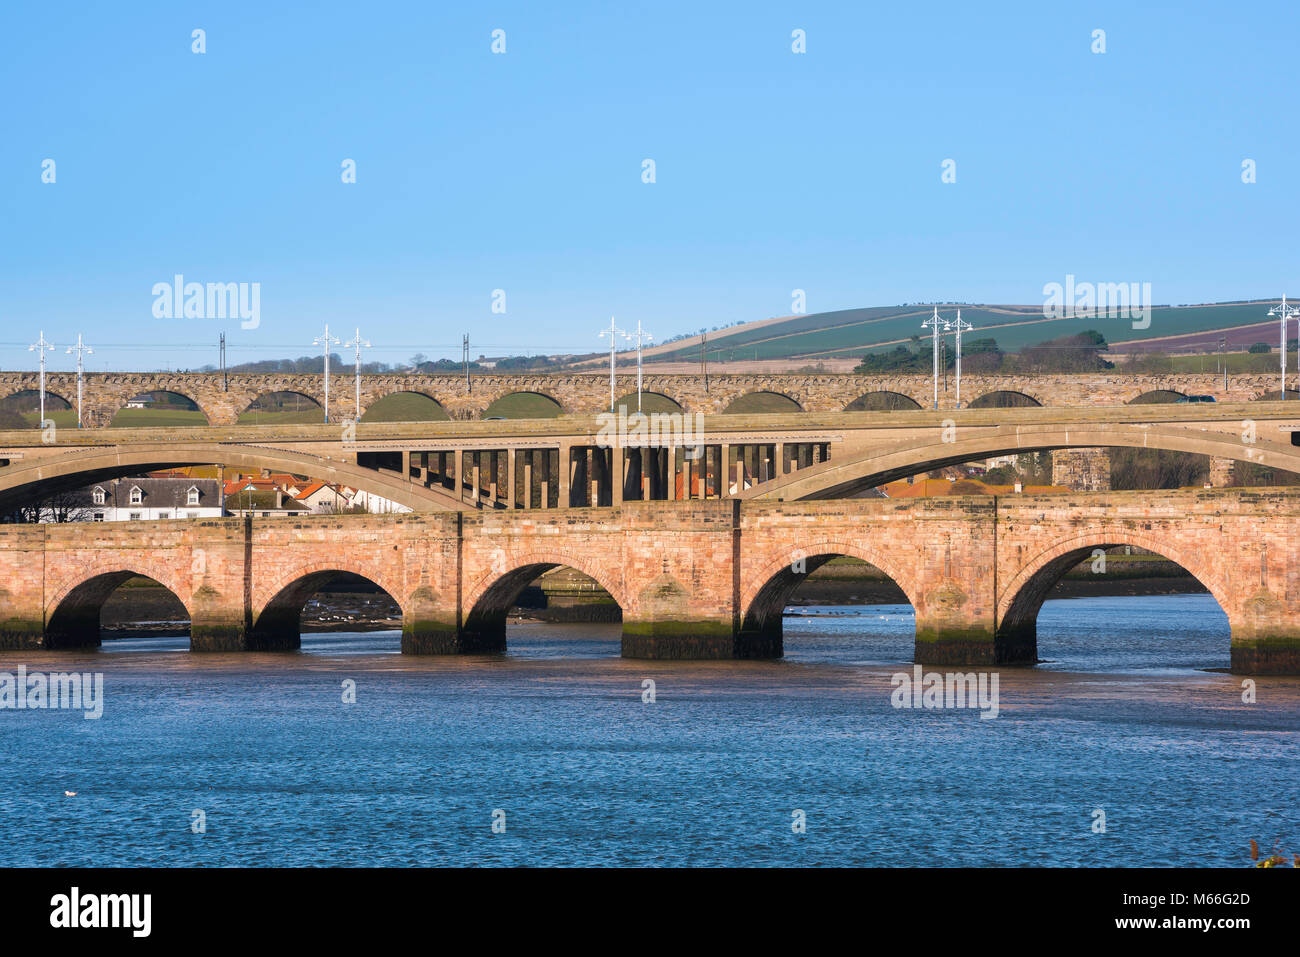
top-left (0, 488), bottom-right (1295, 673)
top-left (1, 402), bottom-right (1298, 512)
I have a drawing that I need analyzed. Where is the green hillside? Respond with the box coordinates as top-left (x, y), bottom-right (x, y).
top-left (648, 300), bottom-right (1284, 365)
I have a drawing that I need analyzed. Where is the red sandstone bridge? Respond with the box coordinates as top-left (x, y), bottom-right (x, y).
top-left (3, 387), bottom-right (1300, 674)
top-left (1, 491), bottom-right (1296, 674)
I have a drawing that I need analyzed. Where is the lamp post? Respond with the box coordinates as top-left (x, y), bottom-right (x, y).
top-left (629, 319), bottom-right (653, 413)
top-left (598, 317), bottom-right (628, 413)
top-left (313, 324), bottom-right (341, 422)
top-left (28, 331), bottom-right (55, 426)
top-left (342, 328), bottom-right (371, 422)
top-left (66, 334), bottom-right (92, 428)
top-left (921, 307), bottom-right (949, 410)
top-left (1268, 296), bottom-right (1299, 398)
top-left (950, 309), bottom-right (973, 407)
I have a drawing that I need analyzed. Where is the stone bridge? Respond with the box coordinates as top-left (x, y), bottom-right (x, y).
top-left (0, 489), bottom-right (1296, 673)
top-left (0, 370), bottom-right (1291, 427)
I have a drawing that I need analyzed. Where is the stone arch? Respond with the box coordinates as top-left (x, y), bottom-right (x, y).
top-left (0, 388), bottom-right (74, 428)
top-left (237, 390), bottom-right (326, 423)
top-left (740, 541), bottom-right (918, 652)
top-left (45, 567), bottom-right (191, 650)
top-left (613, 391), bottom-right (684, 415)
top-left (107, 389), bottom-right (211, 427)
top-left (358, 390), bottom-right (450, 423)
top-left (996, 530), bottom-right (1230, 662)
top-left (844, 391), bottom-right (923, 412)
top-left (1126, 389), bottom-right (1186, 404)
top-left (721, 390), bottom-right (804, 414)
top-left (480, 390), bottom-right (566, 419)
top-left (461, 549), bottom-right (625, 650)
top-left (251, 563), bottom-right (406, 651)
top-left (966, 390), bottom-right (1043, 409)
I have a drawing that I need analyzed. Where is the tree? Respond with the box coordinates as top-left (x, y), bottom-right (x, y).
top-left (1249, 342), bottom-right (1272, 354)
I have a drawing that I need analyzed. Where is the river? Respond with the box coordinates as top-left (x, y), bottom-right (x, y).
top-left (0, 594), bottom-right (1295, 866)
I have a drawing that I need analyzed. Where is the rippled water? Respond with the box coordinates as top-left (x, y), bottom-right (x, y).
top-left (1, 594), bottom-right (1295, 867)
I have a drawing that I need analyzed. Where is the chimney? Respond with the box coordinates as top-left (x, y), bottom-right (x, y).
top-left (276, 489), bottom-right (283, 508)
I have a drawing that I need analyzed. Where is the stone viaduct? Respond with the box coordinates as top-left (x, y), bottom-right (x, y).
top-left (0, 370), bottom-right (1290, 427)
top-left (0, 490), bottom-right (1296, 673)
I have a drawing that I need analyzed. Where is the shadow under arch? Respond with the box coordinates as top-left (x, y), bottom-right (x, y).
top-left (46, 571), bottom-right (190, 650)
top-left (360, 391), bottom-right (450, 423)
top-left (996, 534), bottom-right (1229, 664)
top-left (845, 391), bottom-right (922, 412)
top-left (251, 569), bottom-right (401, 651)
top-left (237, 391), bottom-right (324, 425)
top-left (1126, 389), bottom-right (1186, 405)
top-left (966, 390), bottom-right (1042, 409)
top-left (109, 390), bottom-right (210, 428)
top-left (740, 545), bottom-right (916, 656)
top-left (614, 392), bottom-right (684, 415)
top-left (481, 391), bottom-right (564, 419)
top-left (462, 559), bottom-right (623, 652)
top-left (722, 391), bottom-right (804, 414)
top-left (0, 389), bottom-right (73, 429)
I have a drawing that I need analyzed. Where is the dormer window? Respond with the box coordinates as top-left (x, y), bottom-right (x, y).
top-left (186, 486), bottom-right (200, 506)
top-left (129, 486), bottom-right (143, 505)
top-left (92, 487), bottom-right (105, 505)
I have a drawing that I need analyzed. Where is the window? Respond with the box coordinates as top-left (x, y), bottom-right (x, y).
top-left (129, 487), bottom-right (143, 505)
top-left (128, 512), bottom-right (142, 521)
top-left (93, 513), bottom-right (104, 522)
top-left (158, 512), bottom-right (170, 520)
top-left (187, 487), bottom-right (200, 505)
top-left (91, 487), bottom-right (105, 505)
top-left (186, 511), bottom-right (199, 519)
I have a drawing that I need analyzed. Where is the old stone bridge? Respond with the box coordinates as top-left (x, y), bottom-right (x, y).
top-left (1, 490), bottom-right (1296, 673)
top-left (0, 369), bottom-right (1292, 427)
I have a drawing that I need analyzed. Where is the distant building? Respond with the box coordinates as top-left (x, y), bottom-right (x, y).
top-left (68, 478), bottom-right (223, 522)
top-left (223, 488), bottom-right (311, 518)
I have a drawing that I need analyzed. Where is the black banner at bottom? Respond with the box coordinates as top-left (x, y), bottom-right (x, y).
top-left (0, 867), bottom-right (1288, 944)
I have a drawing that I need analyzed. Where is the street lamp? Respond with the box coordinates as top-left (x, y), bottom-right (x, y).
top-left (950, 309), bottom-right (973, 407)
top-left (1268, 296), bottom-right (1299, 398)
top-left (629, 319), bottom-right (653, 413)
top-left (598, 317), bottom-right (628, 413)
top-left (28, 332), bottom-right (55, 426)
top-left (921, 307), bottom-right (950, 410)
top-left (342, 328), bottom-right (371, 422)
top-left (66, 334), bottom-right (92, 428)
top-left (313, 324), bottom-right (341, 422)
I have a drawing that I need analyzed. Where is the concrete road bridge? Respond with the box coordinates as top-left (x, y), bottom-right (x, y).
top-left (1, 402), bottom-right (1299, 512)
top-left (1, 491), bottom-right (1297, 673)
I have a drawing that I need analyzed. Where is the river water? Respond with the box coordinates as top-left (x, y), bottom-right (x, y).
top-left (1, 594), bottom-right (1295, 867)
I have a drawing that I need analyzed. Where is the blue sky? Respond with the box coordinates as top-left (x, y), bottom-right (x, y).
top-left (3, 1), bottom-right (1298, 370)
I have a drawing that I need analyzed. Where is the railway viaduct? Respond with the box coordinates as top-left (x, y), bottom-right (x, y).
top-left (0, 490), bottom-right (1295, 673)
top-left (0, 370), bottom-right (1290, 427)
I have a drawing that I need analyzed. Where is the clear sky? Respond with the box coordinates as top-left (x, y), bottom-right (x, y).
top-left (3, 1), bottom-right (1298, 371)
